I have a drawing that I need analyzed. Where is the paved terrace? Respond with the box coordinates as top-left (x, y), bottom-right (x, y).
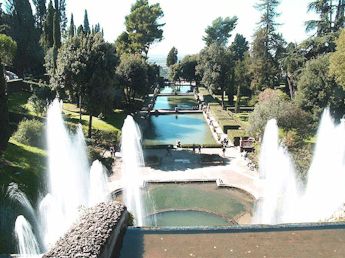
top-left (109, 147), bottom-right (262, 200)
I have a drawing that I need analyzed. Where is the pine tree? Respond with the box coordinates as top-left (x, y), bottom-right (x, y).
top-left (334, 0), bottom-right (345, 30)
top-left (68, 13), bottom-right (75, 38)
top-left (83, 10), bottom-right (90, 34)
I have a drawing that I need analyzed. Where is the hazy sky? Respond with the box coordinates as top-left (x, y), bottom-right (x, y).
top-left (66, 0), bottom-right (316, 57)
top-left (2, 0), bottom-right (317, 57)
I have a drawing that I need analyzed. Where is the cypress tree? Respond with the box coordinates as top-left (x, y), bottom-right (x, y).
top-left (33, 0), bottom-right (47, 30)
top-left (59, 0), bottom-right (67, 34)
top-left (68, 13), bottom-right (75, 38)
top-left (83, 10), bottom-right (90, 34)
top-left (44, 0), bottom-right (55, 49)
top-left (53, 10), bottom-right (61, 48)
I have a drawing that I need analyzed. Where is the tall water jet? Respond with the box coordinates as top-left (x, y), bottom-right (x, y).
top-left (121, 115), bottom-right (145, 226)
top-left (255, 109), bottom-right (345, 224)
top-left (15, 215), bottom-right (40, 257)
top-left (89, 160), bottom-right (110, 206)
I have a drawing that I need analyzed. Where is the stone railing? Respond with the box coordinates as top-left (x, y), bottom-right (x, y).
top-left (43, 201), bottom-right (128, 258)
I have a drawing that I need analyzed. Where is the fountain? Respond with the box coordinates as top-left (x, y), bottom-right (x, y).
top-left (14, 215), bottom-right (40, 257)
top-left (121, 115), bottom-right (145, 226)
top-left (255, 109), bottom-right (345, 224)
top-left (12, 99), bottom-right (110, 254)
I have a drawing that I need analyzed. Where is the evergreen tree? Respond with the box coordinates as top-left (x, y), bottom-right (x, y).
top-left (334, 0), bottom-right (345, 29)
top-left (166, 47), bottom-right (178, 67)
top-left (77, 25), bottom-right (84, 35)
top-left (306, 0), bottom-right (332, 35)
top-left (59, 0), bottom-right (67, 34)
top-left (251, 0), bottom-right (284, 91)
top-left (33, 0), bottom-right (46, 30)
top-left (53, 10), bottom-right (61, 48)
top-left (6, 0), bottom-right (43, 75)
top-left (203, 16), bottom-right (238, 46)
top-left (68, 13), bottom-right (75, 38)
top-left (43, 0), bottom-right (55, 49)
top-left (83, 10), bottom-right (90, 34)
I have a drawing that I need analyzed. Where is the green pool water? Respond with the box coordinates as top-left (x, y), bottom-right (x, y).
top-left (154, 96), bottom-right (197, 110)
top-left (143, 114), bottom-right (215, 145)
top-left (147, 210), bottom-right (229, 227)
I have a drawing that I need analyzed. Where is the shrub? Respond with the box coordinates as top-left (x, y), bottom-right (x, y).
top-left (12, 119), bottom-right (44, 148)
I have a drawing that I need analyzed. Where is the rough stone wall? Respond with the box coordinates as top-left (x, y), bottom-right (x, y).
top-left (43, 201), bottom-right (127, 258)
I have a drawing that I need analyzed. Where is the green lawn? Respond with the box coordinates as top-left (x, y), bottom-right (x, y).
top-left (1, 139), bottom-right (46, 202)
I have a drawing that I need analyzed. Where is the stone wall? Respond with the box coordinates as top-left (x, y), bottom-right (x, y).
top-left (43, 201), bottom-right (128, 258)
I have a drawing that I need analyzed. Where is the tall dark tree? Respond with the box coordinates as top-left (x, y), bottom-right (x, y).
top-left (334, 0), bottom-right (345, 29)
top-left (83, 10), bottom-right (90, 34)
top-left (68, 13), bottom-right (75, 38)
top-left (203, 16), bottom-right (238, 46)
top-left (33, 0), bottom-right (46, 30)
top-left (43, 0), bottom-right (55, 49)
top-left (6, 0), bottom-right (43, 75)
top-left (179, 54), bottom-right (200, 85)
top-left (306, 0), bottom-right (332, 35)
top-left (229, 34), bottom-right (250, 111)
top-left (59, 0), bottom-right (67, 35)
top-left (166, 46), bottom-right (178, 67)
top-left (197, 43), bottom-right (232, 108)
top-left (53, 10), bottom-right (61, 48)
top-left (251, 0), bottom-right (284, 91)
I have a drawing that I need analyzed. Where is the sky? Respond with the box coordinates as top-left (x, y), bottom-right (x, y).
top-left (2, 0), bottom-right (317, 57)
top-left (66, 0), bottom-right (316, 57)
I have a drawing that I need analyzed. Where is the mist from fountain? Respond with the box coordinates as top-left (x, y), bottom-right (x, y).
top-left (14, 215), bottom-right (40, 257)
top-left (13, 99), bottom-right (110, 253)
top-left (121, 115), bottom-right (145, 226)
top-left (255, 109), bottom-right (345, 224)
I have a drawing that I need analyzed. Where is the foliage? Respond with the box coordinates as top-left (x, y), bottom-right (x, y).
top-left (32, 0), bottom-right (47, 30)
top-left (68, 13), bottom-right (75, 38)
top-left (123, 0), bottom-right (164, 56)
top-left (12, 119), bottom-right (44, 148)
top-left (251, 0), bottom-right (285, 92)
top-left (28, 85), bottom-right (55, 115)
top-left (116, 53), bottom-right (149, 104)
top-left (248, 89), bottom-right (313, 137)
top-left (4, 0), bottom-right (43, 76)
top-left (50, 33), bottom-right (118, 137)
top-left (296, 54), bottom-right (345, 121)
top-left (329, 29), bottom-right (345, 89)
top-left (0, 33), bottom-right (16, 65)
top-left (197, 43), bottom-right (232, 108)
top-left (203, 16), bottom-right (238, 46)
top-left (83, 9), bottom-right (90, 34)
top-left (0, 62), bottom-right (9, 153)
top-left (179, 54), bottom-right (200, 84)
top-left (166, 46), bottom-right (178, 67)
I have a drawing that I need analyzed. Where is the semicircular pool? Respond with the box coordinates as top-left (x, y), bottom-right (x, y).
top-left (147, 210), bottom-right (229, 227)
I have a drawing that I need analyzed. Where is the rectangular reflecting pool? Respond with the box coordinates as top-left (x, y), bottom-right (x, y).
top-left (142, 114), bottom-right (215, 145)
top-left (154, 96), bottom-right (197, 110)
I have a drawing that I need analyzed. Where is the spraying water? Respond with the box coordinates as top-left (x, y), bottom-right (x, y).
top-left (13, 99), bottom-right (110, 253)
top-left (15, 215), bottom-right (40, 257)
top-left (121, 115), bottom-right (145, 226)
top-left (255, 109), bottom-right (345, 224)
top-left (89, 160), bottom-right (110, 206)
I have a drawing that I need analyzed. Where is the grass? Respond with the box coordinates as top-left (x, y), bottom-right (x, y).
top-left (7, 91), bottom-right (38, 117)
top-left (0, 139), bottom-right (46, 202)
top-left (63, 103), bottom-right (126, 134)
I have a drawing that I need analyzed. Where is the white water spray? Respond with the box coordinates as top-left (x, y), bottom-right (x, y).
top-left (15, 215), bottom-right (40, 257)
top-left (255, 109), bottom-right (345, 224)
top-left (121, 115), bottom-right (145, 226)
top-left (14, 99), bottom-right (110, 253)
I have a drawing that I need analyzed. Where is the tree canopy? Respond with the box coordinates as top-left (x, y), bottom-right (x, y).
top-left (203, 16), bottom-right (238, 46)
top-left (329, 29), bottom-right (345, 89)
top-left (166, 46), bottom-right (178, 67)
